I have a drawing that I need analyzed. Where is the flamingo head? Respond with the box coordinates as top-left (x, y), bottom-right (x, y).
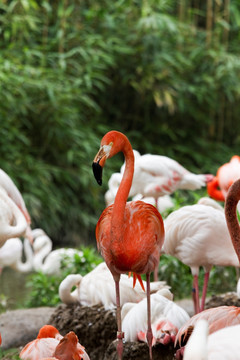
top-left (37, 325), bottom-right (61, 340)
top-left (93, 131), bottom-right (131, 185)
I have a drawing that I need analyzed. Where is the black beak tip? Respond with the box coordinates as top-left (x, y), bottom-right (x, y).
top-left (92, 162), bottom-right (102, 186)
top-left (97, 178), bottom-right (102, 186)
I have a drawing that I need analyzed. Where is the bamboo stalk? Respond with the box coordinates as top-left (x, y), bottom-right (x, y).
top-left (193, 0), bottom-right (200, 28)
top-left (223, 0), bottom-right (230, 48)
top-left (206, 0), bottom-right (213, 46)
top-left (58, 0), bottom-right (68, 54)
top-left (178, 0), bottom-right (186, 22)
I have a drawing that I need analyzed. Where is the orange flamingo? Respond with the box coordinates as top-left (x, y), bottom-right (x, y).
top-left (207, 155), bottom-right (240, 201)
top-left (53, 331), bottom-right (89, 360)
top-left (20, 325), bottom-right (89, 360)
top-left (20, 325), bottom-right (61, 360)
top-left (92, 130), bottom-right (165, 360)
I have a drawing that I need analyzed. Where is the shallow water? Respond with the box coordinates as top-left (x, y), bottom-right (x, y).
top-left (0, 267), bottom-right (32, 311)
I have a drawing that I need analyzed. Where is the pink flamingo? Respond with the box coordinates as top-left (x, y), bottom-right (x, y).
top-left (92, 130), bottom-right (165, 360)
top-left (114, 149), bottom-right (213, 209)
top-left (175, 178), bottom-right (240, 358)
top-left (163, 197), bottom-right (238, 314)
top-left (19, 325), bottom-right (89, 360)
top-left (183, 319), bottom-right (240, 360)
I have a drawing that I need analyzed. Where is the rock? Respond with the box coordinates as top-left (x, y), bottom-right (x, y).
top-left (0, 307), bottom-right (55, 350)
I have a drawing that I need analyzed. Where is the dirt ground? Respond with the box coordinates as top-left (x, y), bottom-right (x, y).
top-left (49, 303), bottom-right (176, 360)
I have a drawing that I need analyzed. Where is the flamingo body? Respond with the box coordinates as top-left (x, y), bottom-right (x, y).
top-left (0, 168), bottom-right (31, 224)
top-left (109, 150), bottom-right (212, 204)
top-left (32, 229), bottom-right (83, 275)
top-left (176, 305), bottom-right (240, 347)
top-left (96, 201), bottom-right (164, 276)
top-left (0, 188), bottom-right (28, 248)
top-left (59, 262), bottom-right (169, 310)
top-left (207, 155), bottom-right (240, 201)
top-left (121, 152), bottom-right (213, 200)
top-left (0, 237), bottom-right (33, 273)
top-left (122, 289), bottom-right (190, 345)
top-left (163, 197), bottom-right (238, 313)
top-left (183, 319), bottom-right (240, 360)
top-left (20, 325), bottom-right (61, 360)
top-left (53, 331), bottom-right (90, 360)
top-left (92, 130), bottom-right (165, 359)
top-left (20, 325), bottom-right (89, 360)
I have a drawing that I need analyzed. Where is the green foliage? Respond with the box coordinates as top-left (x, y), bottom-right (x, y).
top-left (25, 246), bottom-right (103, 307)
top-left (159, 255), bottom-right (237, 300)
top-left (0, 348), bottom-right (20, 360)
top-left (0, 0), bottom-right (240, 246)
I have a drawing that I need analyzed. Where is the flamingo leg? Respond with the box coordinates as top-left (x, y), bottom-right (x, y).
top-left (146, 272), bottom-right (153, 360)
top-left (114, 276), bottom-right (124, 360)
top-left (192, 275), bottom-right (200, 314)
top-left (153, 259), bottom-right (159, 281)
top-left (200, 271), bottom-right (210, 312)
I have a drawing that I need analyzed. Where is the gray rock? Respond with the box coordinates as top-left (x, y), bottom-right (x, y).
top-left (0, 307), bottom-right (55, 350)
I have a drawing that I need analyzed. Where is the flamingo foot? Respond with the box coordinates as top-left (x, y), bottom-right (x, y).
top-left (175, 346), bottom-right (185, 360)
top-left (117, 331), bottom-right (124, 360)
top-left (146, 329), bottom-right (153, 360)
top-left (159, 331), bottom-right (176, 345)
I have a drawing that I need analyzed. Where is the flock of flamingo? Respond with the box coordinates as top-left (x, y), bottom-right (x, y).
top-left (1, 130), bottom-right (240, 359)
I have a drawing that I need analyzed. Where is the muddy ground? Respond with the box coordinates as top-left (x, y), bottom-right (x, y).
top-left (49, 303), bottom-right (176, 360)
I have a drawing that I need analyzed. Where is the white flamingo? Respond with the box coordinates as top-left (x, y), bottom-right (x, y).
top-left (59, 262), bottom-right (169, 310)
top-left (0, 188), bottom-right (28, 248)
top-left (0, 169), bottom-right (32, 241)
top-left (107, 150), bottom-right (212, 211)
top-left (183, 319), bottom-right (240, 360)
top-left (0, 237), bottom-right (33, 273)
top-left (0, 169), bottom-right (31, 224)
top-left (121, 288), bottom-right (190, 345)
top-left (105, 173), bottom-right (174, 213)
top-left (163, 197), bottom-right (239, 314)
top-left (32, 229), bottom-right (84, 275)
top-left (121, 150), bottom-right (213, 204)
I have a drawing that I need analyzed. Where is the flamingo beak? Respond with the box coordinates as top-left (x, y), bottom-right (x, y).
top-left (92, 161), bottom-right (103, 185)
top-left (92, 144), bottom-right (112, 185)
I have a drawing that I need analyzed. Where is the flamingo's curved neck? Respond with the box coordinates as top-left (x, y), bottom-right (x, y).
top-left (13, 238), bottom-right (33, 272)
top-left (33, 237), bottom-right (52, 270)
top-left (111, 139), bottom-right (134, 240)
top-left (59, 275), bottom-right (80, 304)
top-left (225, 180), bottom-right (240, 263)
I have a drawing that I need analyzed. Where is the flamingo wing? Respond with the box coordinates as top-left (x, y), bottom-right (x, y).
top-left (20, 338), bottom-right (59, 360)
top-left (96, 201), bottom-right (164, 276)
top-left (176, 306), bottom-right (240, 347)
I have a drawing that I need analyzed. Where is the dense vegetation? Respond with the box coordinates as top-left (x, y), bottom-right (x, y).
top-left (1, 0), bottom-right (240, 247)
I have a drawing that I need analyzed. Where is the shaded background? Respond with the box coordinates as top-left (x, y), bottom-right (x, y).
top-left (1, 0), bottom-right (240, 248)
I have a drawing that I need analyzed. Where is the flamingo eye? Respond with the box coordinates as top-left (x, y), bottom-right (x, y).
top-left (103, 143), bottom-right (113, 158)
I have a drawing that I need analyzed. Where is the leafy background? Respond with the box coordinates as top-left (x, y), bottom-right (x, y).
top-left (0, 0), bottom-right (240, 317)
top-left (1, 0), bottom-right (240, 249)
